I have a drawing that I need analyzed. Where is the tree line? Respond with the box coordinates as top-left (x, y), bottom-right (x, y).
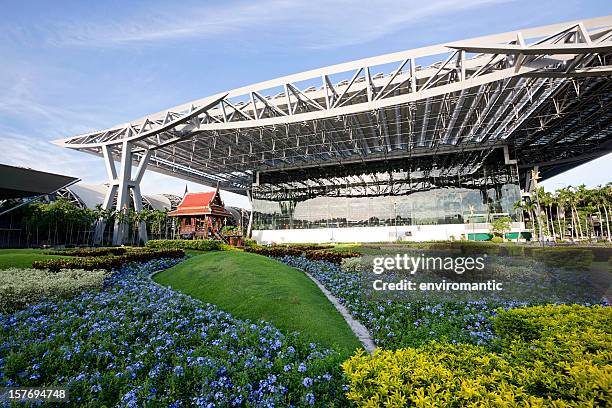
top-left (4, 199), bottom-right (174, 247)
top-left (515, 184), bottom-right (611, 242)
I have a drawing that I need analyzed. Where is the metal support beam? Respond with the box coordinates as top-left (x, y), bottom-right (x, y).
top-left (113, 141), bottom-right (132, 245)
top-left (93, 184), bottom-right (118, 245)
top-left (99, 141), bottom-right (153, 245)
top-left (246, 189), bottom-right (254, 238)
top-left (132, 185), bottom-right (147, 243)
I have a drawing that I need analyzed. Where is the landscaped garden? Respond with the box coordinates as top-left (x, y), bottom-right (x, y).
top-left (1, 241), bottom-right (611, 406)
top-left (0, 248), bottom-right (353, 406)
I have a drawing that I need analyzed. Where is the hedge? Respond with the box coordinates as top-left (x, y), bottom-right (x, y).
top-left (343, 304), bottom-right (611, 406)
top-left (304, 250), bottom-right (360, 264)
top-left (363, 241), bottom-right (526, 257)
top-left (32, 249), bottom-right (185, 272)
top-left (245, 245), bottom-right (360, 264)
top-left (275, 244), bottom-right (335, 251)
top-left (528, 248), bottom-right (594, 271)
top-left (145, 239), bottom-right (223, 251)
top-left (46, 247), bottom-right (128, 257)
top-left (244, 246), bottom-right (303, 258)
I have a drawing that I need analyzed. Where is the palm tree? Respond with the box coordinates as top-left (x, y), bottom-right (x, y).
top-left (538, 188), bottom-right (555, 240)
top-left (553, 190), bottom-right (565, 240)
top-left (601, 184), bottom-right (612, 242)
top-left (513, 200), bottom-right (525, 241)
top-left (575, 185), bottom-right (590, 240)
top-left (559, 187), bottom-right (579, 240)
top-left (522, 200), bottom-right (539, 240)
top-left (590, 186), bottom-right (610, 241)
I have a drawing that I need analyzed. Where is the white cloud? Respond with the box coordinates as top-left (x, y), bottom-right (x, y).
top-left (0, 130), bottom-right (103, 181)
top-left (35, 0), bottom-right (512, 49)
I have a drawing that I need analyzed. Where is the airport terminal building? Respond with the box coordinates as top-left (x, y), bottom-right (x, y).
top-left (54, 17), bottom-right (612, 244)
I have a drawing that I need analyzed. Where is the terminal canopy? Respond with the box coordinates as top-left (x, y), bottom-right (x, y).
top-left (53, 16), bottom-right (612, 195)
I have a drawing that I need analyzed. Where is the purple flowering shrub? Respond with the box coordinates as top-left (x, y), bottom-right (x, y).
top-left (279, 256), bottom-right (606, 350)
top-left (0, 258), bottom-right (348, 407)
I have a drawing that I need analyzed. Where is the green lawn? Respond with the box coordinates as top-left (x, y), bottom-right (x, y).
top-left (0, 249), bottom-right (70, 269)
top-left (154, 251), bottom-right (362, 354)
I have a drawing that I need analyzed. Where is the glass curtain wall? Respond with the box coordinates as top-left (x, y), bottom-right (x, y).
top-left (252, 165), bottom-right (521, 230)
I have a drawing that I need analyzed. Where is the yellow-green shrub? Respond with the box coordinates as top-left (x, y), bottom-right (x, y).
top-left (495, 305), bottom-right (611, 405)
top-left (343, 305), bottom-right (612, 407)
top-left (343, 343), bottom-right (540, 407)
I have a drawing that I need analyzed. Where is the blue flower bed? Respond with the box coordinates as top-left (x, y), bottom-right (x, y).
top-left (0, 258), bottom-right (347, 407)
top-left (279, 256), bottom-right (606, 350)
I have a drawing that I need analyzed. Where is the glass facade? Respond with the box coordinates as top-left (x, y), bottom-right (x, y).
top-left (252, 164), bottom-right (521, 230)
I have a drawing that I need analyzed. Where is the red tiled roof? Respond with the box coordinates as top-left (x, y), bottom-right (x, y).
top-left (168, 191), bottom-right (231, 217)
top-left (181, 192), bottom-right (216, 207)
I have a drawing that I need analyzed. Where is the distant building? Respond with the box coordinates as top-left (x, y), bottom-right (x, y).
top-left (56, 183), bottom-right (182, 212)
top-left (168, 187), bottom-right (232, 239)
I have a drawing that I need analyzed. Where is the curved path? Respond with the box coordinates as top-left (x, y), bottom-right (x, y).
top-left (300, 268), bottom-right (377, 354)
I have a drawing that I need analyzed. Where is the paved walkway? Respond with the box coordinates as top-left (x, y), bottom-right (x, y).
top-left (301, 269), bottom-right (377, 354)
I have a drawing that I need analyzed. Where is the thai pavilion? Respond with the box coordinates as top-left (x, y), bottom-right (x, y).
top-left (168, 188), bottom-right (232, 239)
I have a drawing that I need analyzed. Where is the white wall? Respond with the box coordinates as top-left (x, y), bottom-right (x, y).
top-left (253, 223), bottom-right (524, 244)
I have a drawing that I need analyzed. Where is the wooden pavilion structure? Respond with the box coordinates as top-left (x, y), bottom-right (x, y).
top-left (168, 188), bottom-right (232, 239)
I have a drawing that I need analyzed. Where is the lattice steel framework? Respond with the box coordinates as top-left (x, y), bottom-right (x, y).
top-left (52, 16), bottom-right (612, 243)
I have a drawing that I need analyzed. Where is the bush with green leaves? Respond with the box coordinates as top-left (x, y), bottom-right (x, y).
top-left (46, 247), bottom-right (128, 257)
top-left (585, 245), bottom-right (612, 262)
top-left (242, 238), bottom-right (258, 248)
top-left (245, 246), bottom-right (303, 257)
top-left (32, 249), bottom-right (185, 272)
top-left (340, 257), bottom-right (363, 273)
top-left (529, 248), bottom-right (594, 270)
top-left (278, 244), bottom-right (335, 251)
top-left (247, 246), bottom-right (360, 264)
top-left (220, 225), bottom-right (240, 235)
top-left (304, 250), bottom-right (360, 264)
top-left (342, 304), bottom-right (611, 406)
top-left (0, 268), bottom-right (108, 313)
top-left (145, 239), bottom-right (223, 251)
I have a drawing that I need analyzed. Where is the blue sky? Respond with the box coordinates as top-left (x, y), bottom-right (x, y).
top-left (0, 0), bottom-right (610, 208)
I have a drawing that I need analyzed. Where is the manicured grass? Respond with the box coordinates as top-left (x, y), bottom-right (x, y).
top-left (154, 251), bottom-right (362, 354)
top-left (0, 249), bottom-right (70, 269)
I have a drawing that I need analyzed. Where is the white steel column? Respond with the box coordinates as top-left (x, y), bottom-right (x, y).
top-left (131, 185), bottom-right (147, 243)
top-left (97, 141), bottom-right (152, 246)
top-left (247, 189), bottom-right (254, 238)
top-left (132, 150), bottom-right (150, 244)
top-left (94, 184), bottom-right (118, 244)
top-left (94, 146), bottom-right (119, 245)
top-left (113, 141), bottom-right (132, 245)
